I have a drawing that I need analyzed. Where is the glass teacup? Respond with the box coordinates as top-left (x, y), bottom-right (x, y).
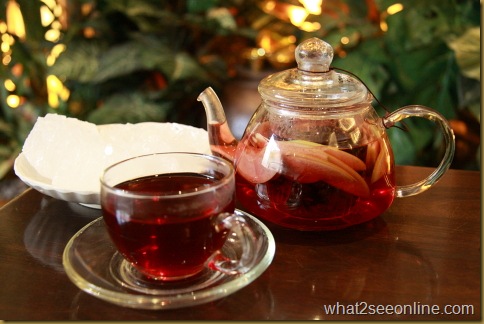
top-left (100, 152), bottom-right (258, 288)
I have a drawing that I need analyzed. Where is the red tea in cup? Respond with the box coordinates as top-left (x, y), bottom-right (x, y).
top-left (100, 153), bottom-right (252, 283)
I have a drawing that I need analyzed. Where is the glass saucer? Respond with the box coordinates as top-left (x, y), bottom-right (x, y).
top-left (62, 210), bottom-right (275, 310)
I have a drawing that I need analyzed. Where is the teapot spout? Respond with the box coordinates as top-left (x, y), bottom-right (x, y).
top-left (197, 87), bottom-right (238, 162)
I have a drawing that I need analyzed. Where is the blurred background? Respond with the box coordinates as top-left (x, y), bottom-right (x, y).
top-left (0, 0), bottom-right (481, 204)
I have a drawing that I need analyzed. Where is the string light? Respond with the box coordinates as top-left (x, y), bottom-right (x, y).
top-left (6, 0), bottom-right (25, 40)
top-left (1, 21), bottom-right (14, 95)
top-left (299, 0), bottom-right (323, 15)
top-left (1, 25), bottom-right (14, 61)
top-left (45, 0), bottom-right (70, 109)
top-left (4, 79), bottom-right (15, 92)
top-left (1, 40), bottom-right (9, 53)
top-left (46, 43), bottom-right (66, 66)
top-left (6, 94), bottom-right (20, 108)
top-left (45, 29), bottom-right (61, 42)
top-left (380, 3), bottom-right (404, 32)
top-left (288, 6), bottom-right (309, 26)
top-left (261, 0), bottom-right (322, 32)
top-left (380, 21), bottom-right (388, 32)
top-left (41, 0), bottom-right (67, 42)
top-left (387, 3), bottom-right (404, 15)
top-left (47, 74), bottom-right (70, 108)
top-left (40, 5), bottom-right (56, 27)
top-left (2, 55), bottom-right (11, 65)
top-left (3, 0), bottom-right (70, 110)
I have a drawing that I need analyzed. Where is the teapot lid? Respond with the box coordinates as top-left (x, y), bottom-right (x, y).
top-left (258, 37), bottom-right (371, 109)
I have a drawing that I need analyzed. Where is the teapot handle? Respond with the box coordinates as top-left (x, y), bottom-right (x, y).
top-left (382, 105), bottom-right (455, 198)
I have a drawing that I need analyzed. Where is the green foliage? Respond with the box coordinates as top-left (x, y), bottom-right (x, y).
top-left (0, 0), bottom-right (480, 179)
top-left (312, 0), bottom-right (480, 166)
top-left (48, 0), bottom-right (240, 125)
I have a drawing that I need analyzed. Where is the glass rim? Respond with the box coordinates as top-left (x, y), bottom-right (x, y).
top-left (100, 152), bottom-right (234, 199)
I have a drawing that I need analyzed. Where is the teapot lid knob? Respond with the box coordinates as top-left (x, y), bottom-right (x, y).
top-left (259, 37), bottom-right (371, 108)
top-left (295, 37), bottom-right (333, 73)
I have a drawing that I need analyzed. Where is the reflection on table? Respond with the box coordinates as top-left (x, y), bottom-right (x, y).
top-left (0, 166), bottom-right (480, 320)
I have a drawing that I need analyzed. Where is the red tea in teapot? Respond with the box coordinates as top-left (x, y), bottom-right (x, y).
top-left (232, 133), bottom-right (396, 231)
top-left (206, 120), bottom-right (396, 231)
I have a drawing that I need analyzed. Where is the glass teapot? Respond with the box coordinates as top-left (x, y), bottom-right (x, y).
top-left (198, 37), bottom-right (455, 231)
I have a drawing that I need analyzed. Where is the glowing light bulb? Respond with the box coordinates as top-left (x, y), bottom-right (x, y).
top-left (387, 3), bottom-right (404, 15)
top-left (6, 0), bottom-right (26, 40)
top-left (380, 21), bottom-right (388, 32)
top-left (299, 21), bottom-right (321, 32)
top-left (45, 29), bottom-right (61, 42)
top-left (6, 94), bottom-right (20, 108)
top-left (4, 79), bottom-right (16, 91)
top-left (0, 21), bottom-right (7, 34)
top-left (47, 74), bottom-right (70, 108)
top-left (40, 5), bottom-right (55, 27)
top-left (288, 6), bottom-right (309, 26)
top-left (299, 0), bottom-right (322, 15)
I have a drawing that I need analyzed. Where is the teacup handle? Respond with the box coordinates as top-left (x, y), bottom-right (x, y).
top-left (382, 105), bottom-right (455, 198)
top-left (208, 212), bottom-right (257, 275)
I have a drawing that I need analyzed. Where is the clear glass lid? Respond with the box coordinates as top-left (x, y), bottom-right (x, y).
top-left (258, 37), bottom-right (371, 109)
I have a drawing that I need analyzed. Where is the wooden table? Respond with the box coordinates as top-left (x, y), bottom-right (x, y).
top-left (0, 166), bottom-right (480, 320)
